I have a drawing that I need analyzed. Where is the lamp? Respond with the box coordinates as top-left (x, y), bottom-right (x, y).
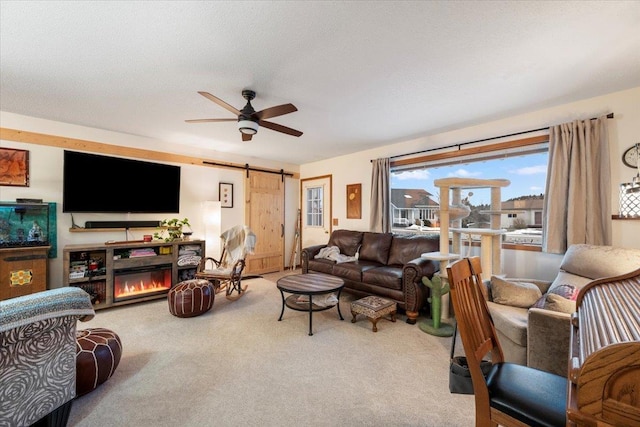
top-left (202, 201), bottom-right (222, 260)
top-left (238, 120), bottom-right (259, 135)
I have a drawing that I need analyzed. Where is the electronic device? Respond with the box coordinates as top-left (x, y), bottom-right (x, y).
top-left (62, 151), bottom-right (181, 213)
top-left (84, 220), bottom-right (162, 229)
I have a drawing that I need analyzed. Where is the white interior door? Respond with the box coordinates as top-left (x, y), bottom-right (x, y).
top-left (301, 175), bottom-right (332, 249)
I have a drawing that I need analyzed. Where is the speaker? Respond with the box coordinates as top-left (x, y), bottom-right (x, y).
top-left (84, 221), bottom-right (161, 229)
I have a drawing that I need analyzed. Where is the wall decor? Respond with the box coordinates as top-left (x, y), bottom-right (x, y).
top-left (0, 148), bottom-right (29, 187)
top-left (219, 182), bottom-right (233, 208)
top-left (346, 183), bottom-right (362, 219)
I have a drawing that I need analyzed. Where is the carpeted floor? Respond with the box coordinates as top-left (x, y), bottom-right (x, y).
top-left (68, 272), bottom-right (475, 426)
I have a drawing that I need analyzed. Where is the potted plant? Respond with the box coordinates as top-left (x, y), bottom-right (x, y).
top-left (153, 218), bottom-right (191, 242)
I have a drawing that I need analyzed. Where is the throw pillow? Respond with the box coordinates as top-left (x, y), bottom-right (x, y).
top-left (544, 294), bottom-right (577, 314)
top-left (531, 284), bottom-right (578, 309)
top-left (490, 276), bottom-right (542, 308)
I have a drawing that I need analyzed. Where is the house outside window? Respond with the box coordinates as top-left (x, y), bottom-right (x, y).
top-left (390, 142), bottom-right (548, 247)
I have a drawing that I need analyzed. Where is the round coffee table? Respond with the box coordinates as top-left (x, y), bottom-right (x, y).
top-left (277, 273), bottom-right (345, 336)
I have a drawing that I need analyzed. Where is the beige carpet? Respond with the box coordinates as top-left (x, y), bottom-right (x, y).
top-left (68, 272), bottom-right (475, 426)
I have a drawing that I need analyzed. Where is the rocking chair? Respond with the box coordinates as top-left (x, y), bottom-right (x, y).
top-left (196, 225), bottom-right (256, 300)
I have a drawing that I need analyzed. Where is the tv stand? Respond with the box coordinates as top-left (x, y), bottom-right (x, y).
top-left (63, 239), bottom-right (205, 310)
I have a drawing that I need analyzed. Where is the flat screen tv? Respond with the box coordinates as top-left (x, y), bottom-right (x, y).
top-left (63, 151), bottom-right (181, 213)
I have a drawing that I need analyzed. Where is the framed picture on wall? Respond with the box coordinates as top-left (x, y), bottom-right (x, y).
top-left (0, 148), bottom-right (30, 187)
top-left (346, 183), bottom-right (362, 219)
top-left (219, 182), bottom-right (233, 208)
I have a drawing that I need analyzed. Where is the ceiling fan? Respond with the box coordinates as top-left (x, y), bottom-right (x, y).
top-left (185, 90), bottom-right (303, 141)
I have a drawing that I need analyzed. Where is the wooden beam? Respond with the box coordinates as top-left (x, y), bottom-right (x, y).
top-left (0, 127), bottom-right (299, 178)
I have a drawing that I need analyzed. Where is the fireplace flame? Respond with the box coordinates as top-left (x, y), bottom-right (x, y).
top-left (114, 268), bottom-right (172, 300)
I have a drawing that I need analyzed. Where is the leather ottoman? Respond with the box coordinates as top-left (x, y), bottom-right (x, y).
top-left (351, 296), bottom-right (397, 332)
top-left (76, 328), bottom-right (122, 397)
top-left (168, 279), bottom-right (215, 318)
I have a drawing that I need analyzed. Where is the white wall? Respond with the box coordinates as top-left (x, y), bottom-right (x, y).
top-left (3, 87), bottom-right (639, 285)
top-left (0, 112), bottom-right (300, 287)
top-left (301, 86), bottom-right (640, 279)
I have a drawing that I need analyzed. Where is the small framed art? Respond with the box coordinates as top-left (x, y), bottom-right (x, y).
top-left (219, 182), bottom-right (233, 208)
top-left (0, 148), bottom-right (30, 187)
top-left (346, 183), bottom-right (362, 219)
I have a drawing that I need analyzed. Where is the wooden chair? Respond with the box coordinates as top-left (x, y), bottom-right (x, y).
top-left (196, 225), bottom-right (256, 301)
top-left (447, 257), bottom-right (568, 427)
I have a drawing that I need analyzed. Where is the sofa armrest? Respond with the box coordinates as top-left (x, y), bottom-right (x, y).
top-left (0, 287), bottom-right (95, 332)
top-left (402, 257), bottom-right (438, 324)
top-left (301, 244), bottom-right (327, 273)
top-left (527, 307), bottom-right (572, 377)
top-left (0, 287), bottom-right (95, 426)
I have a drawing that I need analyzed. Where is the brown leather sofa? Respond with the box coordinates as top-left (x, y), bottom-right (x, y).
top-left (301, 229), bottom-right (440, 324)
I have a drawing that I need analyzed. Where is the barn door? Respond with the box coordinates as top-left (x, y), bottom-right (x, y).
top-left (244, 171), bottom-right (284, 274)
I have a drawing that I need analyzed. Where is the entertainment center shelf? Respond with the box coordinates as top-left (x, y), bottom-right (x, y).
top-left (63, 239), bottom-right (205, 310)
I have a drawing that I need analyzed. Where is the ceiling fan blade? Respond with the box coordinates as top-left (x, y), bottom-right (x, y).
top-left (242, 133), bottom-right (253, 142)
top-left (198, 91), bottom-right (240, 115)
top-left (259, 120), bottom-right (303, 137)
top-left (185, 118), bottom-right (237, 123)
top-left (254, 103), bottom-right (297, 120)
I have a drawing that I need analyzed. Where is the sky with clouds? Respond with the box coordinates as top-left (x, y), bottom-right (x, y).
top-left (391, 152), bottom-right (548, 205)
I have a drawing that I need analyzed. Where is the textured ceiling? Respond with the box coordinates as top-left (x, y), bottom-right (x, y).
top-left (1, 1), bottom-right (639, 165)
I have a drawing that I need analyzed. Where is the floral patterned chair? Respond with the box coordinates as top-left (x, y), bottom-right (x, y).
top-left (0, 287), bottom-right (95, 427)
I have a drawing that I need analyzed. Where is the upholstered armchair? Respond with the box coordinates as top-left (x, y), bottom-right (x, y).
top-left (483, 244), bottom-right (640, 377)
top-left (0, 287), bottom-right (95, 427)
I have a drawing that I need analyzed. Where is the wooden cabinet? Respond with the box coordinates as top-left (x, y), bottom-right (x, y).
top-left (567, 268), bottom-right (640, 426)
top-left (63, 239), bottom-right (205, 310)
top-left (0, 246), bottom-right (50, 301)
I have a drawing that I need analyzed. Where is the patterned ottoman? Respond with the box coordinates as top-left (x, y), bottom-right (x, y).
top-left (168, 279), bottom-right (215, 318)
top-left (350, 296), bottom-right (397, 332)
top-left (76, 328), bottom-right (122, 397)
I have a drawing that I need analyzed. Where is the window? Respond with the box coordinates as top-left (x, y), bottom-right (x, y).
top-left (305, 186), bottom-right (323, 227)
top-left (390, 139), bottom-right (548, 247)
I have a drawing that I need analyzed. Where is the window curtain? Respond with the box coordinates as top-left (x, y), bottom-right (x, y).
top-left (370, 158), bottom-right (390, 232)
top-left (542, 116), bottom-right (611, 254)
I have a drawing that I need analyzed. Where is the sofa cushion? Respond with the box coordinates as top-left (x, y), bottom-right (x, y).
top-left (332, 261), bottom-right (379, 282)
top-left (327, 230), bottom-right (363, 257)
top-left (358, 232), bottom-right (392, 264)
top-left (491, 276), bottom-right (542, 308)
top-left (559, 244), bottom-right (640, 281)
top-left (362, 266), bottom-right (403, 290)
top-left (387, 234), bottom-right (439, 266)
top-left (487, 301), bottom-right (528, 346)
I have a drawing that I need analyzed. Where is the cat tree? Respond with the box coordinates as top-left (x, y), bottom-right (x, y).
top-left (419, 177), bottom-right (510, 336)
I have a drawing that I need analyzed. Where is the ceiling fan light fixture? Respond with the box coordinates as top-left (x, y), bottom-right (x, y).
top-left (238, 120), bottom-right (259, 135)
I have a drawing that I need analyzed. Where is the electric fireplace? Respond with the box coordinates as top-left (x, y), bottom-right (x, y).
top-left (113, 265), bottom-right (172, 302)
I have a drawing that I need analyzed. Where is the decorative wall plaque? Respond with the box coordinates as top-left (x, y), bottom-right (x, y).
top-left (347, 183), bottom-right (361, 219)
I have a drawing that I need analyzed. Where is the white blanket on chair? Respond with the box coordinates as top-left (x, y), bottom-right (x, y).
top-left (314, 246), bottom-right (356, 264)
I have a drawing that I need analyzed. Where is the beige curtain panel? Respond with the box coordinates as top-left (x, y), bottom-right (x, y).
top-left (543, 116), bottom-right (611, 253)
top-left (370, 158), bottom-right (390, 233)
